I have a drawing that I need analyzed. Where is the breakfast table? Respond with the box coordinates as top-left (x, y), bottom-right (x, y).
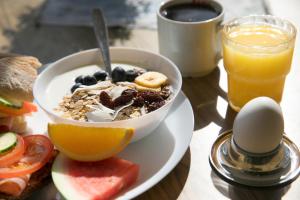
top-left (0, 0), bottom-right (300, 200)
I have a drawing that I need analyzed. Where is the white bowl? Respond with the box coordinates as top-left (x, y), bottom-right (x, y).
top-left (33, 47), bottom-right (182, 142)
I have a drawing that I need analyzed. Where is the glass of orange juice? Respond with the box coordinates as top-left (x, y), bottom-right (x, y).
top-left (222, 15), bottom-right (296, 111)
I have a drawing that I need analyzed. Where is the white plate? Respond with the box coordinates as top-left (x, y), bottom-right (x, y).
top-left (28, 91), bottom-right (194, 199)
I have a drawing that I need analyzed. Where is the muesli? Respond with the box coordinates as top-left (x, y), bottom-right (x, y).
top-left (55, 66), bottom-right (172, 122)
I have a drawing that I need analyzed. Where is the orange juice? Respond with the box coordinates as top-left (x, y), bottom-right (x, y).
top-left (222, 16), bottom-right (296, 111)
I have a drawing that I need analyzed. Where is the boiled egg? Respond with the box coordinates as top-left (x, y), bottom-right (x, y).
top-left (233, 97), bottom-right (284, 154)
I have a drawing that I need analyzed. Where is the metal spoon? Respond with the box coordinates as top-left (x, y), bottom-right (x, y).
top-left (92, 8), bottom-right (112, 76)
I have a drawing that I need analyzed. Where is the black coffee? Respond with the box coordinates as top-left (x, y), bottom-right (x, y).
top-left (161, 3), bottom-right (219, 22)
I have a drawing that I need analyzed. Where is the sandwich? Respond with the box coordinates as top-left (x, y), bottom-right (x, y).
top-left (0, 54), bottom-right (41, 133)
top-left (0, 54), bottom-right (56, 199)
top-left (0, 134), bottom-right (56, 199)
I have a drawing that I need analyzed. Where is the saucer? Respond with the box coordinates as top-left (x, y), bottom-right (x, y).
top-left (209, 130), bottom-right (300, 188)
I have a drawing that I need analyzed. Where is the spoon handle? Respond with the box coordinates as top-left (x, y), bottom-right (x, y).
top-left (92, 8), bottom-right (112, 76)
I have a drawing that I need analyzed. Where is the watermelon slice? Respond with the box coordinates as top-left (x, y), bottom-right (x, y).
top-left (52, 153), bottom-right (139, 200)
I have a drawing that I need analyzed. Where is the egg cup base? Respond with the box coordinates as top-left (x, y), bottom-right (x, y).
top-left (209, 130), bottom-right (300, 188)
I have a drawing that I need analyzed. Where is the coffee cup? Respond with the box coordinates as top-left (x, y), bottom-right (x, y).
top-left (157, 0), bottom-right (224, 77)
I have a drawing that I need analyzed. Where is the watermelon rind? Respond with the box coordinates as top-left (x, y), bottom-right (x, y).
top-left (51, 153), bottom-right (88, 200)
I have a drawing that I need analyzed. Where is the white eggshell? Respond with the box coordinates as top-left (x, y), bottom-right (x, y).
top-left (233, 97), bottom-right (284, 154)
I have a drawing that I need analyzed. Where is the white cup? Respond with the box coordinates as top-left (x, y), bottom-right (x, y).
top-left (157, 0), bottom-right (224, 77)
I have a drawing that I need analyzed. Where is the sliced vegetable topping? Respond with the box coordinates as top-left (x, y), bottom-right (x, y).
top-left (0, 135), bottom-right (25, 167)
top-left (0, 135), bottom-right (53, 178)
top-left (0, 102), bottom-right (37, 116)
top-left (0, 132), bottom-right (17, 153)
top-left (0, 97), bottom-right (22, 109)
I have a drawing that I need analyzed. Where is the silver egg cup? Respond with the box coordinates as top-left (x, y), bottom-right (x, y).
top-left (209, 130), bottom-right (300, 188)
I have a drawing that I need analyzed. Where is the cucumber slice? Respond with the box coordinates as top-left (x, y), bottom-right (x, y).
top-left (0, 97), bottom-right (22, 109)
top-left (0, 132), bottom-right (17, 153)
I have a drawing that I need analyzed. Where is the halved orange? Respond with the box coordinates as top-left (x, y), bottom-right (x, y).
top-left (48, 124), bottom-right (134, 161)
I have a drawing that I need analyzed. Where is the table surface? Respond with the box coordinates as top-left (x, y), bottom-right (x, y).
top-left (0, 0), bottom-right (300, 199)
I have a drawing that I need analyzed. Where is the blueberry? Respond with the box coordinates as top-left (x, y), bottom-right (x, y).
top-left (125, 70), bottom-right (138, 82)
top-left (83, 75), bottom-right (97, 85)
top-left (71, 83), bottom-right (82, 93)
top-left (75, 75), bottom-right (84, 84)
top-left (111, 67), bottom-right (126, 82)
top-left (93, 70), bottom-right (107, 81)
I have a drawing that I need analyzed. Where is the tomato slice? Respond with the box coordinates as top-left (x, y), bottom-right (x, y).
top-left (0, 135), bottom-right (54, 178)
top-left (0, 102), bottom-right (37, 116)
top-left (0, 135), bottom-right (25, 167)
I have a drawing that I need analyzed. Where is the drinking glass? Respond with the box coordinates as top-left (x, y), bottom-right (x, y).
top-left (222, 15), bottom-right (297, 111)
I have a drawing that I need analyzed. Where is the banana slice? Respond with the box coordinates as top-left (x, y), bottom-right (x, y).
top-left (135, 71), bottom-right (168, 88)
top-left (135, 84), bottom-right (161, 92)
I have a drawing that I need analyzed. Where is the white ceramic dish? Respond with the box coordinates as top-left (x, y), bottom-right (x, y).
top-left (33, 47), bottom-right (182, 142)
top-left (27, 91), bottom-right (194, 199)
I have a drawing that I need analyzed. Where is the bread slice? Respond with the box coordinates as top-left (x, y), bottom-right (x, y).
top-left (10, 116), bottom-right (27, 134)
top-left (0, 55), bottom-right (41, 102)
top-left (0, 150), bottom-right (58, 200)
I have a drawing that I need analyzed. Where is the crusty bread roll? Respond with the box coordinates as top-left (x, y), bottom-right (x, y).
top-left (0, 55), bottom-right (41, 102)
top-left (10, 116), bottom-right (27, 134)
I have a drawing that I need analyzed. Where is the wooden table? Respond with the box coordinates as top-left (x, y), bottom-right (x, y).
top-left (0, 0), bottom-right (299, 199)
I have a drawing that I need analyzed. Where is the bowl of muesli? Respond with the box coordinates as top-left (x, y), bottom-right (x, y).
top-left (34, 47), bottom-right (182, 142)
